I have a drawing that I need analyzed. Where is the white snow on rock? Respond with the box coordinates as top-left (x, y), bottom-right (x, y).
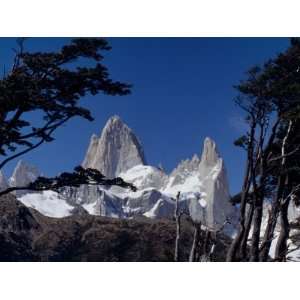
top-left (18, 191), bottom-right (73, 218)
top-left (119, 165), bottom-right (168, 191)
top-left (143, 199), bottom-right (164, 218)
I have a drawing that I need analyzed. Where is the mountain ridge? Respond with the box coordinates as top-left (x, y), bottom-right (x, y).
top-left (5, 115), bottom-right (235, 231)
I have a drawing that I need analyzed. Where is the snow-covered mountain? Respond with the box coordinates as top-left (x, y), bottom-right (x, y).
top-left (7, 116), bottom-right (234, 229)
top-left (2, 115), bottom-right (300, 260)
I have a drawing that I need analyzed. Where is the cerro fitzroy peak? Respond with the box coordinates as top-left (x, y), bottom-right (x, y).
top-left (5, 115), bottom-right (235, 229)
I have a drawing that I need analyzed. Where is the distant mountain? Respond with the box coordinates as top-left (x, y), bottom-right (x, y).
top-left (2, 115), bottom-right (300, 260)
top-left (12, 115), bottom-right (235, 231)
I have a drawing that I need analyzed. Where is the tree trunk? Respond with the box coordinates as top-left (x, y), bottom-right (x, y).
top-left (249, 203), bottom-right (263, 261)
top-left (226, 160), bottom-right (252, 261)
top-left (239, 203), bottom-right (254, 260)
top-left (249, 169), bottom-right (265, 262)
top-left (200, 230), bottom-right (211, 261)
top-left (259, 175), bottom-right (285, 261)
top-left (227, 122), bottom-right (256, 262)
top-left (189, 223), bottom-right (200, 262)
top-left (174, 192), bottom-right (181, 262)
top-left (258, 203), bottom-right (279, 261)
top-left (274, 198), bottom-right (290, 261)
top-left (267, 121), bottom-right (293, 262)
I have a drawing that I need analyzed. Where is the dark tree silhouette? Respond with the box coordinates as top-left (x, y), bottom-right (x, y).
top-left (0, 38), bottom-right (133, 196)
top-left (0, 166), bottom-right (136, 197)
top-left (227, 38), bottom-right (300, 262)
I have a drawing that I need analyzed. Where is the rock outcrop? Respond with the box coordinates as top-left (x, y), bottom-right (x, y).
top-left (189, 138), bottom-right (234, 229)
top-left (82, 115), bottom-right (146, 178)
top-left (9, 160), bottom-right (40, 197)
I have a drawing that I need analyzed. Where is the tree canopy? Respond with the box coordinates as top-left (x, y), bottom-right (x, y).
top-left (227, 38), bottom-right (300, 262)
top-left (0, 38), bottom-right (135, 195)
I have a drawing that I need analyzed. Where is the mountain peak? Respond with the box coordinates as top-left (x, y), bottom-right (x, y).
top-left (200, 137), bottom-right (220, 167)
top-left (102, 115), bottom-right (131, 134)
top-left (107, 115), bottom-right (122, 124)
top-left (10, 160), bottom-right (40, 185)
top-left (9, 160), bottom-right (40, 197)
top-left (82, 116), bottom-right (146, 178)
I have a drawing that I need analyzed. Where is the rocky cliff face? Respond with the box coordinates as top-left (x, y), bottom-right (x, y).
top-left (9, 160), bottom-right (40, 197)
top-left (189, 138), bottom-right (234, 229)
top-left (82, 115), bottom-right (146, 178)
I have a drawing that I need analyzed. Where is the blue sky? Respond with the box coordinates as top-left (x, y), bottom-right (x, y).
top-left (0, 38), bottom-right (290, 194)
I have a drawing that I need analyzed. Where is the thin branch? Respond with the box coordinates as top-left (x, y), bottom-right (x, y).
top-left (281, 184), bottom-right (300, 206)
top-left (268, 146), bottom-right (299, 163)
top-left (0, 116), bottom-right (71, 170)
top-left (0, 139), bottom-right (44, 170)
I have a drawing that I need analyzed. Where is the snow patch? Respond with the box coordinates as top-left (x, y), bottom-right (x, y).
top-left (19, 191), bottom-right (73, 218)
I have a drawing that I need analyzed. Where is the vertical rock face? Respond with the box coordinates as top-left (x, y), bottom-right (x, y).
top-left (0, 171), bottom-right (8, 191)
top-left (82, 115), bottom-right (146, 178)
top-left (198, 137), bottom-right (220, 178)
top-left (9, 160), bottom-right (40, 197)
top-left (189, 138), bottom-right (233, 229)
top-left (82, 134), bottom-right (99, 170)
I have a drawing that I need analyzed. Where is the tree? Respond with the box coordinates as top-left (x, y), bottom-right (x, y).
top-left (0, 38), bottom-right (134, 195)
top-left (227, 38), bottom-right (300, 262)
top-left (226, 65), bottom-right (275, 261)
top-left (0, 166), bottom-right (136, 197)
top-left (174, 192), bottom-right (182, 262)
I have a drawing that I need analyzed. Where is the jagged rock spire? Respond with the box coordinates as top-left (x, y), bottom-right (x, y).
top-left (200, 137), bottom-right (220, 167)
top-left (9, 160), bottom-right (40, 197)
top-left (82, 115), bottom-right (146, 178)
top-left (189, 137), bottom-right (233, 229)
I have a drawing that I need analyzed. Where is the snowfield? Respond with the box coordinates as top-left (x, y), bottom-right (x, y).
top-left (19, 191), bottom-right (73, 218)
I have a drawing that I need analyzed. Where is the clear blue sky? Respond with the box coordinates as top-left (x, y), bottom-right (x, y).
top-left (0, 38), bottom-right (290, 194)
